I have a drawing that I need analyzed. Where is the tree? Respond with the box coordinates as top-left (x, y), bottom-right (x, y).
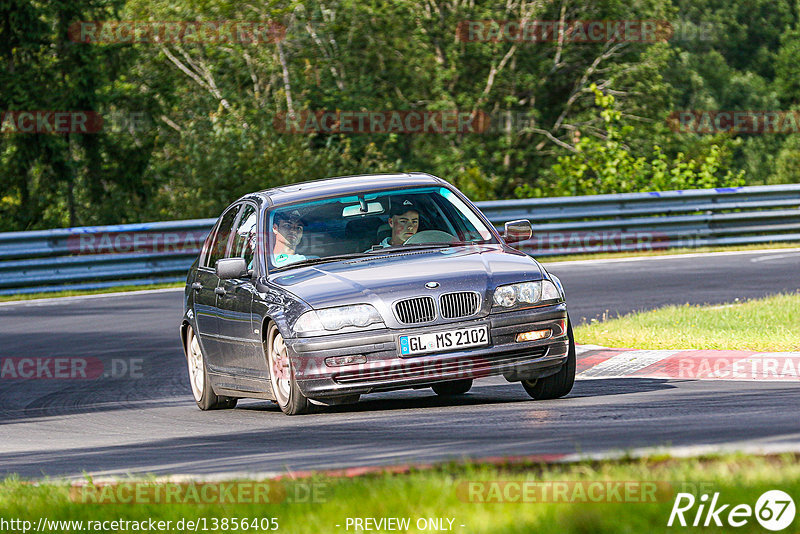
top-left (520, 84), bottom-right (744, 197)
top-left (0, 0), bottom-right (161, 230)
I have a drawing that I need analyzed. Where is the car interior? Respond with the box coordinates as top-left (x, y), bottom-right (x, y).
top-left (293, 196), bottom-right (441, 258)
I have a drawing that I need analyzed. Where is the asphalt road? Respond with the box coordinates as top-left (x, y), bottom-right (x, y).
top-left (546, 248), bottom-right (800, 324)
top-left (1, 249), bottom-right (798, 479)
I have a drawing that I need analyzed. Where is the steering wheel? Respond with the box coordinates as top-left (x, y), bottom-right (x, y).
top-left (404, 230), bottom-right (457, 244)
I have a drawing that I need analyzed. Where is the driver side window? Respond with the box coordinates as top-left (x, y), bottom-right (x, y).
top-left (230, 204), bottom-right (258, 270)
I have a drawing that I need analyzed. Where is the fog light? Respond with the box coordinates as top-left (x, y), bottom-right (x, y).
top-left (324, 355), bottom-right (367, 367)
top-left (515, 329), bottom-right (551, 343)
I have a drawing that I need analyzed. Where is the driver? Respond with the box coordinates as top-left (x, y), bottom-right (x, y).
top-left (272, 210), bottom-right (307, 266)
top-left (376, 199), bottom-right (419, 248)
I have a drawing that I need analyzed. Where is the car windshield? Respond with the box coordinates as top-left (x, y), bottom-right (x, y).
top-left (266, 186), bottom-right (497, 270)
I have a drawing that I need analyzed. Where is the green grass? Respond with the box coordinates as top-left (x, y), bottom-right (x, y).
top-left (1, 454), bottom-right (798, 533)
top-left (0, 282), bottom-right (183, 303)
top-left (540, 242), bottom-right (800, 263)
top-left (575, 292), bottom-right (800, 351)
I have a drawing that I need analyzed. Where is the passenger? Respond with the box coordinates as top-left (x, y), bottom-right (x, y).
top-left (272, 210), bottom-right (307, 266)
top-left (376, 199), bottom-right (419, 248)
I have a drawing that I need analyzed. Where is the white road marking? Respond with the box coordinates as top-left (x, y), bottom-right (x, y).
top-left (543, 247), bottom-right (800, 267)
top-left (0, 287), bottom-right (183, 307)
top-left (578, 350), bottom-right (680, 378)
top-left (749, 252), bottom-right (800, 262)
top-left (575, 344), bottom-right (607, 354)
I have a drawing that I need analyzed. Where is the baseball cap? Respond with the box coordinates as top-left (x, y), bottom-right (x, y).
top-left (273, 209), bottom-right (305, 226)
top-left (389, 198), bottom-right (419, 217)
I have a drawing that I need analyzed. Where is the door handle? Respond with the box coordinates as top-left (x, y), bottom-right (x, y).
top-left (214, 287), bottom-right (227, 296)
top-left (191, 282), bottom-right (202, 291)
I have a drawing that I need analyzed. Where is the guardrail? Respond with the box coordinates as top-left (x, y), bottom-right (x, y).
top-left (1, 184), bottom-right (798, 295)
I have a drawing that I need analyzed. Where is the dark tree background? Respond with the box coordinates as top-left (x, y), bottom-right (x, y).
top-left (1, 0), bottom-right (798, 230)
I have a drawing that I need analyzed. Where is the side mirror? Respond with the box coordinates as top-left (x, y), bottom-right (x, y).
top-left (503, 219), bottom-right (533, 243)
top-left (216, 257), bottom-right (249, 279)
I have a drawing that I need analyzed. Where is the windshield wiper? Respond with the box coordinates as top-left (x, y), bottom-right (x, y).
top-left (272, 252), bottom-right (369, 271)
top-left (365, 243), bottom-right (453, 254)
top-left (366, 242), bottom-right (490, 253)
top-left (447, 240), bottom-right (489, 246)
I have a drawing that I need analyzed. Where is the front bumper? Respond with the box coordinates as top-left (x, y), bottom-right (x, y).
top-left (285, 303), bottom-right (569, 398)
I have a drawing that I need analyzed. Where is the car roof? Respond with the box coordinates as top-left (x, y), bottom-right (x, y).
top-left (241, 172), bottom-right (446, 207)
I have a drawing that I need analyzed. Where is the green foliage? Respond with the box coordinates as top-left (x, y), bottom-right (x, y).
top-left (4, 455), bottom-right (800, 533)
top-left (2, 0), bottom-right (799, 230)
top-left (0, 0), bottom-right (161, 230)
top-left (521, 85), bottom-right (744, 197)
top-left (769, 135), bottom-right (800, 185)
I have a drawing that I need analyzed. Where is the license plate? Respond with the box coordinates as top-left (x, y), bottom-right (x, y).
top-left (399, 325), bottom-right (488, 356)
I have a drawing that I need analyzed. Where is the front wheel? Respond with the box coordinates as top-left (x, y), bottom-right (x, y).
top-left (185, 325), bottom-right (237, 410)
top-left (266, 323), bottom-right (313, 415)
top-left (522, 318), bottom-right (576, 400)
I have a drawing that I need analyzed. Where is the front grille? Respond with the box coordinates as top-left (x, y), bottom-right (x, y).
top-left (440, 291), bottom-right (480, 319)
top-left (394, 296), bottom-right (436, 324)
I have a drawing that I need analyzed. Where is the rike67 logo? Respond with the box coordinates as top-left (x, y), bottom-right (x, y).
top-left (668, 490), bottom-right (795, 531)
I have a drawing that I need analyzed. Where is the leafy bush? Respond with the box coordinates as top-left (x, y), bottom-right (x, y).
top-left (518, 85), bottom-right (744, 198)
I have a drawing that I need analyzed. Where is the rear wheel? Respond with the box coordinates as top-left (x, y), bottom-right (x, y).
top-left (185, 325), bottom-right (237, 410)
top-left (432, 379), bottom-right (473, 396)
top-left (266, 323), bottom-right (313, 415)
top-left (522, 318), bottom-right (576, 400)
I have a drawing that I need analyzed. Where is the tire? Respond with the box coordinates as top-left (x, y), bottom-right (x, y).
top-left (185, 324), bottom-right (238, 410)
top-left (522, 317), bottom-right (576, 400)
top-left (266, 323), bottom-right (313, 415)
top-left (432, 379), bottom-right (473, 396)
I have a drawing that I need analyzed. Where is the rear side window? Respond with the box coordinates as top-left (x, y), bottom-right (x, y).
top-left (203, 205), bottom-right (240, 268)
top-left (230, 204), bottom-right (258, 269)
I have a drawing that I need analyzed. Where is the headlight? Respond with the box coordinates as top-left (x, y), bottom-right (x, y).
top-left (492, 280), bottom-right (561, 308)
top-left (294, 304), bottom-right (384, 334)
top-left (493, 285), bottom-right (517, 307)
top-left (515, 282), bottom-right (541, 303)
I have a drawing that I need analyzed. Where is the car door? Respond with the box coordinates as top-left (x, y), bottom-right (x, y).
top-left (193, 204), bottom-right (240, 372)
top-left (215, 202), bottom-right (266, 385)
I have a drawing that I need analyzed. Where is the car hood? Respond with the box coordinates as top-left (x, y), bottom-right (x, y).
top-left (268, 245), bottom-right (544, 310)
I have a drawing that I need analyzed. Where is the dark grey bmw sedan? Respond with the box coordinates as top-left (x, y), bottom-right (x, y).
top-left (181, 173), bottom-right (575, 415)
